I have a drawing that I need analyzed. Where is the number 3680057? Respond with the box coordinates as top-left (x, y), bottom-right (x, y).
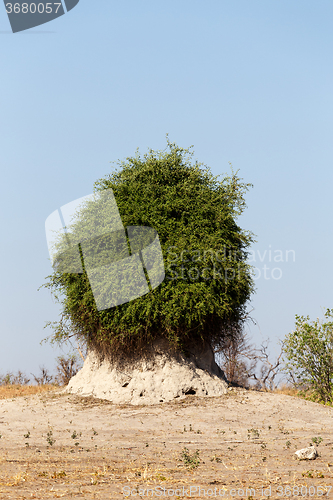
top-left (5, 3), bottom-right (62, 14)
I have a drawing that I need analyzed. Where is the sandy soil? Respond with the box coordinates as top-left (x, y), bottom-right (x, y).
top-left (0, 387), bottom-right (333, 499)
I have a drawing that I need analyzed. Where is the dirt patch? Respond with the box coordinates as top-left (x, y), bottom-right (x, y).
top-left (0, 388), bottom-right (333, 499)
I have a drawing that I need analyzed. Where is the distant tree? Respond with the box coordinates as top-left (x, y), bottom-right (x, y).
top-left (31, 366), bottom-right (54, 385)
top-left (245, 339), bottom-right (284, 391)
top-left (42, 140), bottom-right (255, 362)
top-left (215, 329), bottom-right (283, 390)
top-left (215, 328), bottom-right (255, 387)
top-left (55, 355), bottom-right (80, 386)
top-left (0, 371), bottom-right (30, 386)
top-left (282, 310), bottom-right (333, 403)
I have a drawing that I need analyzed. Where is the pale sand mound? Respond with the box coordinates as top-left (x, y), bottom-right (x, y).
top-left (66, 340), bottom-right (228, 405)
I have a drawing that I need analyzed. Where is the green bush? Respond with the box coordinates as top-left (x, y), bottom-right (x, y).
top-left (42, 140), bottom-right (255, 359)
top-left (283, 310), bottom-right (333, 404)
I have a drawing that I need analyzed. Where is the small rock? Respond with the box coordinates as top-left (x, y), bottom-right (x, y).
top-left (295, 446), bottom-right (318, 460)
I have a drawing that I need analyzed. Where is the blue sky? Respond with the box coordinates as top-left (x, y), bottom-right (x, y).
top-left (1, 0), bottom-right (332, 377)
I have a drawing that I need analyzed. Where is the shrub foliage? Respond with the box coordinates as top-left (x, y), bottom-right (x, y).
top-left (43, 141), bottom-right (255, 359)
top-left (283, 310), bottom-right (333, 403)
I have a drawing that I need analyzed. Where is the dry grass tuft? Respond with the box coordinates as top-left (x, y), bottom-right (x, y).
top-left (271, 384), bottom-right (300, 396)
top-left (0, 384), bottom-right (58, 400)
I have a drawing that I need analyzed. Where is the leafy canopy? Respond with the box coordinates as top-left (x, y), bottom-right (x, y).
top-left (43, 140), bottom-right (255, 359)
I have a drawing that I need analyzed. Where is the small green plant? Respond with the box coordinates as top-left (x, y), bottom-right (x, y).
top-left (51, 471), bottom-right (67, 479)
top-left (302, 471), bottom-right (313, 478)
top-left (181, 447), bottom-right (200, 469)
top-left (46, 430), bottom-right (55, 446)
top-left (92, 428), bottom-right (98, 436)
top-left (301, 470), bottom-right (324, 478)
top-left (247, 428), bottom-right (259, 439)
top-left (184, 423), bottom-right (201, 433)
top-left (71, 430), bottom-right (81, 440)
top-left (24, 431), bottom-right (30, 447)
top-left (286, 440), bottom-right (291, 449)
top-left (311, 436), bottom-right (323, 446)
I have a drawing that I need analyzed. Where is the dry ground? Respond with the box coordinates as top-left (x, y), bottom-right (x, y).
top-left (0, 386), bottom-right (333, 499)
